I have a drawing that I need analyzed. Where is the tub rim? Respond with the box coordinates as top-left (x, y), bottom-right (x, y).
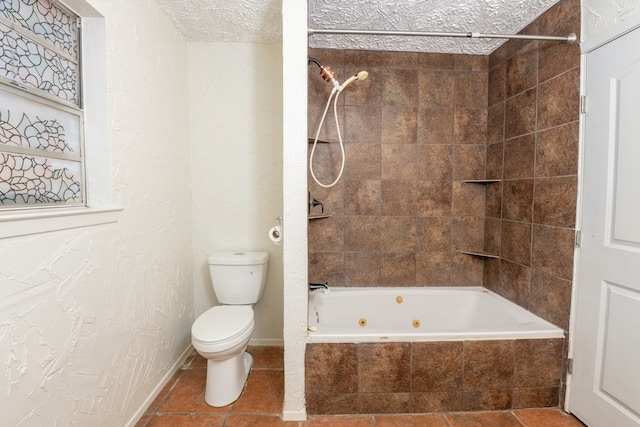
top-left (307, 286), bottom-right (565, 343)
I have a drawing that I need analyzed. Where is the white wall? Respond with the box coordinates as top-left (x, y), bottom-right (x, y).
top-left (582, 0), bottom-right (640, 40)
top-left (0, 0), bottom-right (193, 425)
top-left (281, 0), bottom-right (309, 420)
top-left (188, 42), bottom-right (284, 344)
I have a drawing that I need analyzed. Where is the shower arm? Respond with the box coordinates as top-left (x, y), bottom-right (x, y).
top-left (308, 28), bottom-right (577, 44)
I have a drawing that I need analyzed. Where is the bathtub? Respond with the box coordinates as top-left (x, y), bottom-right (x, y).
top-left (305, 286), bottom-right (566, 415)
top-left (307, 286), bottom-right (564, 342)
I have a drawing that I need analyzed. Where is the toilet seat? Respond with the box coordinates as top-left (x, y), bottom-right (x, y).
top-left (192, 306), bottom-right (254, 353)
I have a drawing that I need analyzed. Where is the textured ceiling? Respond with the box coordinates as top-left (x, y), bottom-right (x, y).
top-left (156, 0), bottom-right (563, 55)
top-left (155, 0), bottom-right (282, 43)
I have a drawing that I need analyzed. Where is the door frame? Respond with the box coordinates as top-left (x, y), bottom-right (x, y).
top-left (566, 14), bottom-right (640, 412)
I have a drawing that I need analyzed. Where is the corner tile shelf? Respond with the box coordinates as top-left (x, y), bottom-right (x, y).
top-left (461, 179), bottom-right (501, 184)
top-left (308, 138), bottom-right (330, 144)
top-left (457, 250), bottom-right (500, 259)
top-left (308, 215), bottom-right (332, 220)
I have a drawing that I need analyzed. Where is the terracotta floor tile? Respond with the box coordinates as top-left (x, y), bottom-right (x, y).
top-left (303, 415), bottom-right (376, 426)
top-left (143, 371), bottom-right (182, 414)
top-left (513, 409), bottom-right (586, 426)
top-left (446, 411), bottom-right (524, 427)
top-left (186, 351), bottom-right (208, 368)
top-left (135, 414), bottom-right (152, 427)
top-left (190, 355), bottom-right (208, 368)
top-left (140, 347), bottom-right (587, 427)
top-left (159, 369), bottom-right (228, 414)
top-left (225, 415), bottom-right (299, 426)
top-left (146, 414), bottom-right (224, 426)
top-left (248, 346), bottom-right (285, 369)
top-left (375, 414), bottom-right (450, 426)
top-left (230, 369), bottom-right (284, 414)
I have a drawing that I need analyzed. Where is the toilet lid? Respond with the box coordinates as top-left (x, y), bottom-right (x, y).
top-left (192, 305), bottom-right (254, 343)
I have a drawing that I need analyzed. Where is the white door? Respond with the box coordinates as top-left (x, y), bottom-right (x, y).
top-left (570, 26), bottom-right (640, 427)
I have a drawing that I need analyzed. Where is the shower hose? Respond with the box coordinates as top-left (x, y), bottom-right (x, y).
top-left (309, 85), bottom-right (345, 188)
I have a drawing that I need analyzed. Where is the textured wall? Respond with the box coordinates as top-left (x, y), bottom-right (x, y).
top-left (281, 0), bottom-right (309, 420)
top-left (583, 0), bottom-right (640, 39)
top-left (0, 0), bottom-right (193, 425)
top-left (188, 42), bottom-right (284, 344)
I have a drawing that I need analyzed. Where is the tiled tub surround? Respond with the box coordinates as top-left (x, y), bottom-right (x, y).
top-left (307, 0), bottom-right (580, 330)
top-left (305, 288), bottom-right (564, 415)
top-left (307, 48), bottom-right (491, 289)
top-left (306, 0), bottom-right (580, 416)
top-left (482, 0), bottom-right (581, 334)
top-left (306, 339), bottom-right (565, 415)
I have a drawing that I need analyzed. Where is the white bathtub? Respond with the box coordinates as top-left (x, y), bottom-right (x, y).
top-left (307, 286), bottom-right (564, 342)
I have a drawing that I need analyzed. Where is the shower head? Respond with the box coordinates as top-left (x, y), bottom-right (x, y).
top-left (340, 70), bottom-right (369, 90)
top-left (355, 71), bottom-right (369, 81)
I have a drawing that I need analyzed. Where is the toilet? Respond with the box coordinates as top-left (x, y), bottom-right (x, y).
top-left (191, 251), bottom-right (269, 407)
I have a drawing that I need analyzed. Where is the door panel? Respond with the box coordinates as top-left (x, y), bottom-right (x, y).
top-left (570, 26), bottom-right (640, 427)
top-left (610, 62), bottom-right (640, 246)
top-left (598, 282), bottom-right (640, 414)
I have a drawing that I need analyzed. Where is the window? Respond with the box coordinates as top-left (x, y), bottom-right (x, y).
top-left (0, 0), bottom-right (84, 209)
top-left (0, 0), bottom-right (121, 238)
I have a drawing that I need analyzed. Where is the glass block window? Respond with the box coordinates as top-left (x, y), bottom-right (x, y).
top-left (0, 0), bottom-right (84, 209)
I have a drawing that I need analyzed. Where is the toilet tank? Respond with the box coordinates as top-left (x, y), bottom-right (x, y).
top-left (207, 251), bottom-right (269, 304)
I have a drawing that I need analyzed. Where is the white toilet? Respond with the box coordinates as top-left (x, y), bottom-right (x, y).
top-left (191, 251), bottom-right (269, 407)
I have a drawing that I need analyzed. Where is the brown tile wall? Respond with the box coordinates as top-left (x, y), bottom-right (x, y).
top-left (308, 0), bottom-right (581, 334)
top-left (306, 0), bottom-right (580, 414)
top-left (308, 50), bottom-right (489, 287)
top-left (305, 339), bottom-right (564, 415)
top-left (483, 0), bottom-right (581, 334)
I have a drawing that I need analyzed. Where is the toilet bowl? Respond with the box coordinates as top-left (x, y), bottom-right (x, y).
top-left (191, 305), bottom-right (255, 407)
top-left (190, 251), bottom-right (268, 407)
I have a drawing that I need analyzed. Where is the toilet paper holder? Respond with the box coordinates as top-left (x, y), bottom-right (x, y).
top-left (269, 216), bottom-right (283, 245)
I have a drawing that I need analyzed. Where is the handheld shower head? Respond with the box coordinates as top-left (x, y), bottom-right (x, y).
top-left (309, 63), bottom-right (370, 188)
top-left (340, 70), bottom-right (369, 90)
top-left (355, 71), bottom-right (369, 81)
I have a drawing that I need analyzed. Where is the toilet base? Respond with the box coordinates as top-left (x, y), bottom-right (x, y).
top-left (204, 351), bottom-right (253, 407)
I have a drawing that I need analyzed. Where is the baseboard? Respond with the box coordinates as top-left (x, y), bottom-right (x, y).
top-left (249, 337), bottom-right (284, 346)
top-left (125, 344), bottom-right (193, 427)
top-left (282, 409), bottom-right (307, 421)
